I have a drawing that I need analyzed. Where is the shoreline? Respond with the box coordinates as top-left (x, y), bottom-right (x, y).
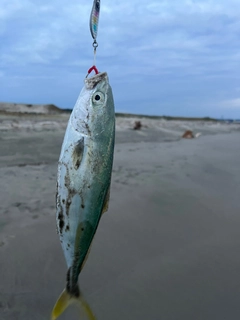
top-left (0, 121), bottom-right (240, 320)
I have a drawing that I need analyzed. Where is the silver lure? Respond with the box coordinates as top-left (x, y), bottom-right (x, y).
top-left (89, 0), bottom-right (100, 41)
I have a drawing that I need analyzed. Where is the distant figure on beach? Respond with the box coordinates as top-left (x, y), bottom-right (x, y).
top-left (182, 130), bottom-right (194, 139)
top-left (133, 121), bottom-right (142, 130)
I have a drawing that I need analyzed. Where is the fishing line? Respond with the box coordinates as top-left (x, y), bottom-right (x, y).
top-left (87, 0), bottom-right (101, 77)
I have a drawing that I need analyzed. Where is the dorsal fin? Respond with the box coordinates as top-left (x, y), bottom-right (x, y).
top-left (101, 186), bottom-right (110, 215)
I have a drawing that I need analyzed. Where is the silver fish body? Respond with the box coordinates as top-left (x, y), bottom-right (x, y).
top-left (55, 72), bottom-right (115, 296)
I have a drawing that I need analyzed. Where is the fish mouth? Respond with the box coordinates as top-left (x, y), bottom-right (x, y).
top-left (85, 72), bottom-right (108, 90)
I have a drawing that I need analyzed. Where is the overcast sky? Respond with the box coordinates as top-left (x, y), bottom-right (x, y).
top-left (1, 0), bottom-right (240, 118)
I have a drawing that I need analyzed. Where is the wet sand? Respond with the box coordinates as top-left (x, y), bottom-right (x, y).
top-left (0, 119), bottom-right (240, 320)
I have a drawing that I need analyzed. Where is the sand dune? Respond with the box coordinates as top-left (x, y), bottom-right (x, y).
top-left (0, 112), bottom-right (239, 142)
top-left (0, 102), bottom-right (63, 115)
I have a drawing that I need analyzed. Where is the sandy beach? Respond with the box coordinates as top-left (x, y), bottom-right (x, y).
top-left (0, 114), bottom-right (240, 320)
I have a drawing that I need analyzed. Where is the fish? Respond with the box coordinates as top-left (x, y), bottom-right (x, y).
top-left (51, 71), bottom-right (115, 319)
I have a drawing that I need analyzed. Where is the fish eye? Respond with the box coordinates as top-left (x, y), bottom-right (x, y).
top-left (92, 91), bottom-right (105, 105)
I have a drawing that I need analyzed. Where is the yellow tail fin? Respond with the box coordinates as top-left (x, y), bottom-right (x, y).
top-left (51, 288), bottom-right (96, 320)
top-left (79, 297), bottom-right (96, 320)
top-left (51, 289), bottom-right (72, 320)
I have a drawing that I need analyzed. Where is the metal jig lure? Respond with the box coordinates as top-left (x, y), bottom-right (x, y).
top-left (89, 0), bottom-right (100, 72)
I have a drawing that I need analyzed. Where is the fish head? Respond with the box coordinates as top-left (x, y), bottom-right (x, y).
top-left (71, 72), bottom-right (115, 136)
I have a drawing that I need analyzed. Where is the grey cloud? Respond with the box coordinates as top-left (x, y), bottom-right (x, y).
top-left (1, 0), bottom-right (240, 118)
